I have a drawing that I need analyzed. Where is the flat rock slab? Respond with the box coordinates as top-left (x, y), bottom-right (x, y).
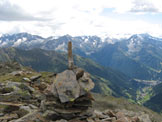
top-left (0, 102), bottom-right (24, 106)
top-left (11, 110), bottom-right (40, 122)
top-left (54, 108), bottom-right (84, 114)
top-left (0, 113), bottom-right (18, 121)
top-left (54, 70), bottom-right (80, 103)
top-left (30, 75), bottom-right (41, 81)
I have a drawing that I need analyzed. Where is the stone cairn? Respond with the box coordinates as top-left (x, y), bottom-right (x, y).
top-left (42, 41), bottom-right (95, 121)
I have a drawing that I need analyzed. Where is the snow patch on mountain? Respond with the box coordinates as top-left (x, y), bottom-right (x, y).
top-left (0, 41), bottom-right (7, 47)
top-left (13, 38), bottom-right (28, 47)
top-left (85, 51), bottom-right (94, 55)
top-left (13, 39), bottom-right (23, 47)
top-left (31, 39), bottom-right (44, 44)
top-left (136, 35), bottom-right (143, 40)
top-left (127, 38), bottom-right (142, 54)
top-left (84, 38), bottom-right (89, 42)
top-left (55, 42), bottom-right (66, 52)
top-left (22, 37), bottom-right (27, 41)
top-left (93, 40), bottom-right (97, 46)
top-left (48, 36), bottom-right (59, 40)
top-left (80, 44), bottom-right (83, 48)
top-left (104, 38), bottom-right (115, 44)
top-left (100, 33), bottom-right (132, 41)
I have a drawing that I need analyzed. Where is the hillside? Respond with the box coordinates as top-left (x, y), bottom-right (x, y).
top-left (93, 93), bottom-right (162, 122)
top-left (0, 62), bottom-right (161, 122)
top-left (89, 43), bottom-right (152, 80)
top-left (144, 83), bottom-right (162, 113)
top-left (89, 34), bottom-right (162, 80)
top-left (0, 47), bottom-right (137, 99)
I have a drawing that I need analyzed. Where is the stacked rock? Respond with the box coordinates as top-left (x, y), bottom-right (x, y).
top-left (42, 42), bottom-right (95, 121)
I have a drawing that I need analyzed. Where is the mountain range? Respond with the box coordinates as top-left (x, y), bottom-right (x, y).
top-left (1, 33), bottom-right (162, 113)
top-left (1, 33), bottom-right (162, 80)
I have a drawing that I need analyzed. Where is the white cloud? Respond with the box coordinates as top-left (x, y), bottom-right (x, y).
top-left (0, 0), bottom-right (46, 21)
top-left (0, 0), bottom-right (162, 38)
top-left (130, 0), bottom-right (159, 13)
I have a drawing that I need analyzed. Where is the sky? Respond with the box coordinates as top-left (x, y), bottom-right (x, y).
top-left (0, 0), bottom-right (162, 38)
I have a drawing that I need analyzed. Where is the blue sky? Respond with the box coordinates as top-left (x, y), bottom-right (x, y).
top-left (0, 0), bottom-right (162, 38)
top-left (102, 8), bottom-right (159, 23)
top-left (102, 8), bottom-right (162, 24)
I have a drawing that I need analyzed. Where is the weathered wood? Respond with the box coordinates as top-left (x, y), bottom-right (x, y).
top-left (68, 41), bottom-right (74, 69)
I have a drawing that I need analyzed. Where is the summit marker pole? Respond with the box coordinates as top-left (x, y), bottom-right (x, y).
top-left (68, 41), bottom-right (74, 69)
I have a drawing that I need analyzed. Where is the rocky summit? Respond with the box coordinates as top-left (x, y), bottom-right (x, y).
top-left (0, 62), bottom-right (158, 122)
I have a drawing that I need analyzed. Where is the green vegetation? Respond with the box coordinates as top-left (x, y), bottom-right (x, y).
top-left (144, 83), bottom-right (162, 113)
top-left (99, 82), bottom-right (112, 95)
top-left (136, 87), bottom-right (153, 104)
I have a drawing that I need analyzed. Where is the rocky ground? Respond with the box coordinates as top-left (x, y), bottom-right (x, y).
top-left (0, 62), bottom-right (161, 122)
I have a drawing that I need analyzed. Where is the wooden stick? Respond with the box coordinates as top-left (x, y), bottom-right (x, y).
top-left (68, 41), bottom-right (74, 69)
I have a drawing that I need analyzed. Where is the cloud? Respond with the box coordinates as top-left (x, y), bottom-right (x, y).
top-left (130, 0), bottom-right (159, 13)
top-left (0, 0), bottom-right (47, 21)
top-left (0, 0), bottom-right (162, 38)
